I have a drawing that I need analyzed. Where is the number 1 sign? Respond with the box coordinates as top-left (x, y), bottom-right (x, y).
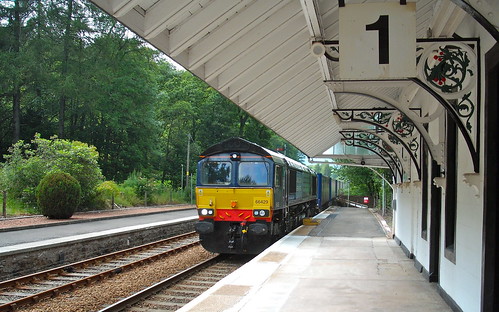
top-left (339, 2), bottom-right (416, 80)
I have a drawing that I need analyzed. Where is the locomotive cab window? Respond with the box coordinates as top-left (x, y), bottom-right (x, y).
top-left (238, 162), bottom-right (270, 186)
top-left (200, 161), bottom-right (232, 185)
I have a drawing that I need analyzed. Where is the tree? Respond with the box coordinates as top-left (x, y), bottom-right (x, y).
top-left (0, 0), bottom-right (34, 144)
top-left (311, 163), bottom-right (333, 176)
top-left (70, 33), bottom-right (163, 181)
top-left (332, 165), bottom-right (392, 208)
top-left (0, 0), bottom-right (311, 192)
top-left (269, 135), bottom-right (304, 162)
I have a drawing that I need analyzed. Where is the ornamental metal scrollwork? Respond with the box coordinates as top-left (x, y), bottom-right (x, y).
top-left (416, 39), bottom-right (479, 172)
top-left (456, 92), bottom-right (474, 132)
top-left (340, 136), bottom-right (402, 183)
top-left (382, 141), bottom-right (394, 153)
top-left (424, 45), bottom-right (473, 94)
top-left (327, 38), bottom-right (480, 173)
top-left (418, 42), bottom-right (476, 99)
top-left (388, 134), bottom-right (400, 145)
top-left (357, 132), bottom-right (379, 144)
top-left (340, 129), bottom-right (413, 183)
top-left (357, 140), bottom-right (375, 149)
top-left (337, 110), bottom-right (353, 120)
top-left (392, 112), bottom-right (415, 138)
top-left (358, 111), bottom-right (392, 125)
top-left (408, 137), bottom-right (419, 153)
top-left (333, 108), bottom-right (422, 180)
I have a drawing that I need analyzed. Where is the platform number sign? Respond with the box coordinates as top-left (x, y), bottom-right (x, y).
top-left (339, 2), bottom-right (416, 80)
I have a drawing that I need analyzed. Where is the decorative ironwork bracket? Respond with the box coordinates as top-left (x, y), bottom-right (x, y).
top-left (340, 137), bottom-right (400, 184)
top-left (327, 81), bottom-right (444, 167)
top-left (323, 38), bottom-right (480, 173)
top-left (415, 38), bottom-right (480, 172)
top-left (333, 108), bottom-right (422, 181)
top-left (340, 129), bottom-right (413, 183)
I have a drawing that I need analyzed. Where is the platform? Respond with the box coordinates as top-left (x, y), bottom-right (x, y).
top-left (179, 207), bottom-right (452, 312)
top-left (0, 209), bottom-right (196, 249)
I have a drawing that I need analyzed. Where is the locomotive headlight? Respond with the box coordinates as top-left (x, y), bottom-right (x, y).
top-left (253, 209), bottom-right (269, 217)
top-left (230, 152), bottom-right (241, 161)
top-left (199, 209), bottom-right (214, 216)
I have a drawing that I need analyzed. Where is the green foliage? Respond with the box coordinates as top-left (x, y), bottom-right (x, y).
top-left (269, 135), bottom-right (304, 162)
top-left (0, 194), bottom-right (38, 216)
top-left (114, 173), bottom-right (186, 207)
top-left (311, 163), bottom-right (333, 176)
top-left (333, 166), bottom-right (376, 196)
top-left (96, 181), bottom-right (120, 198)
top-left (36, 172), bottom-right (81, 219)
top-left (0, 0), bottom-right (307, 196)
top-left (96, 180), bottom-right (120, 209)
top-left (1, 134), bottom-right (103, 208)
top-left (122, 171), bottom-right (153, 197)
top-left (332, 165), bottom-right (392, 208)
top-left (114, 186), bottom-right (142, 207)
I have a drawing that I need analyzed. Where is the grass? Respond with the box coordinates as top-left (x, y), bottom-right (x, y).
top-left (1, 193), bottom-right (40, 217)
top-left (1, 186), bottom-right (191, 217)
top-left (115, 188), bottom-right (190, 207)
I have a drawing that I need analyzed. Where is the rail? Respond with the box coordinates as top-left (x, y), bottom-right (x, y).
top-left (99, 254), bottom-right (250, 312)
top-left (0, 232), bottom-right (199, 312)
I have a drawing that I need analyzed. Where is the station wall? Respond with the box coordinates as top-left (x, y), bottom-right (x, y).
top-left (393, 21), bottom-right (497, 311)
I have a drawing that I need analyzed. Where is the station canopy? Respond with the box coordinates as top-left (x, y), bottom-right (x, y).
top-left (88, 0), bottom-right (495, 171)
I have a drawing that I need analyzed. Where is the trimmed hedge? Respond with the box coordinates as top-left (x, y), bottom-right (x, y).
top-left (37, 172), bottom-right (81, 219)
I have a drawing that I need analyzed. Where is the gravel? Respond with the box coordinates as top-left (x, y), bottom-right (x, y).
top-left (17, 246), bottom-right (215, 312)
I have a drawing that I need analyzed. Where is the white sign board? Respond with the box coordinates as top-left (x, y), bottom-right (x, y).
top-left (339, 2), bottom-right (416, 80)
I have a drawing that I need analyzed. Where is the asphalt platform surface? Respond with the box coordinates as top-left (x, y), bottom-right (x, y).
top-left (0, 206), bottom-right (197, 248)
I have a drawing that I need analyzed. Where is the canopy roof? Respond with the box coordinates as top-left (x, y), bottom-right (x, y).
top-left (89, 0), bottom-right (497, 176)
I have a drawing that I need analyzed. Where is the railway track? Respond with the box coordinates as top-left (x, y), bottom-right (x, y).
top-left (100, 254), bottom-right (251, 312)
top-left (0, 232), bottom-right (199, 312)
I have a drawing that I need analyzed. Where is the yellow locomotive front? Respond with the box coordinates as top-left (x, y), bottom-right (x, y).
top-left (195, 138), bottom-right (290, 254)
top-left (195, 146), bottom-right (278, 254)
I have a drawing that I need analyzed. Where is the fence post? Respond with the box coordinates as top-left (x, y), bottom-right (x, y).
top-left (2, 191), bottom-right (6, 218)
top-left (144, 191), bottom-right (148, 207)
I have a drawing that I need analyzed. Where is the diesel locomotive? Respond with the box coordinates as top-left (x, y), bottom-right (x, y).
top-left (194, 137), bottom-right (333, 254)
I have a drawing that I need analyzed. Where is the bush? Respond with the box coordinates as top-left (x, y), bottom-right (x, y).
top-left (96, 181), bottom-right (120, 208)
top-left (37, 172), bottom-right (81, 219)
top-left (1, 134), bottom-right (103, 209)
top-left (117, 174), bottom-right (187, 206)
top-left (122, 171), bottom-right (154, 198)
top-left (115, 185), bottom-right (141, 207)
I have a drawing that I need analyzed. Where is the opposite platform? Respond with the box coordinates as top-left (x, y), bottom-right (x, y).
top-left (179, 207), bottom-right (452, 312)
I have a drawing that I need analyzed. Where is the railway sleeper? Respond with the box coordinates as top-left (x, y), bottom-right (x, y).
top-left (175, 284), bottom-right (210, 290)
top-left (153, 294), bottom-right (195, 302)
top-left (16, 285), bottom-right (49, 291)
top-left (142, 299), bottom-right (182, 308)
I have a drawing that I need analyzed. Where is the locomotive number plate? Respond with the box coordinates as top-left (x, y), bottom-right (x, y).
top-left (254, 197), bottom-right (270, 207)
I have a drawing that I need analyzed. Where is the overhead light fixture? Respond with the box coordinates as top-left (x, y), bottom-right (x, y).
top-left (311, 41), bottom-right (326, 57)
